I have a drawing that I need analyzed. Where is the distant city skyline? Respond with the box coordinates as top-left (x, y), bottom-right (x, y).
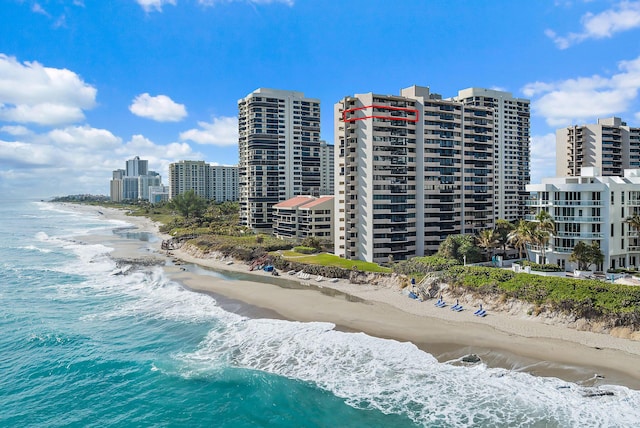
top-left (2, 0), bottom-right (640, 198)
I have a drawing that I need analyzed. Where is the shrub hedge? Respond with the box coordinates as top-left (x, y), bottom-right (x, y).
top-left (441, 266), bottom-right (640, 329)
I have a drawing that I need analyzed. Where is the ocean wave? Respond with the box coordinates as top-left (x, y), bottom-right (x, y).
top-left (175, 318), bottom-right (640, 427)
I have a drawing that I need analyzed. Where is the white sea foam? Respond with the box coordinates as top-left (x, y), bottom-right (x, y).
top-left (177, 318), bottom-right (640, 427)
top-left (19, 245), bottom-right (52, 253)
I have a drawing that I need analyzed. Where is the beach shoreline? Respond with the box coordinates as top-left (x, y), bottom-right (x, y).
top-left (63, 203), bottom-right (640, 390)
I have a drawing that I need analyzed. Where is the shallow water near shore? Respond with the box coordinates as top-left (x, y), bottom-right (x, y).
top-left (2, 200), bottom-right (640, 427)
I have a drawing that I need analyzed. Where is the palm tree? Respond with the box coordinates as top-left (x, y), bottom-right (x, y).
top-left (507, 220), bottom-right (535, 261)
top-left (534, 210), bottom-right (556, 264)
top-left (495, 219), bottom-right (515, 256)
top-left (626, 213), bottom-right (640, 245)
top-left (476, 229), bottom-right (499, 261)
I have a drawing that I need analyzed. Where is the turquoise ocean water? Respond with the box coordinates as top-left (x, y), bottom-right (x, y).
top-left (2, 200), bottom-right (640, 427)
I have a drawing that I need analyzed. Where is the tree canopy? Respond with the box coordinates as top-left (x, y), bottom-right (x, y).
top-left (437, 234), bottom-right (481, 264)
top-left (569, 241), bottom-right (604, 271)
top-left (168, 190), bottom-right (208, 219)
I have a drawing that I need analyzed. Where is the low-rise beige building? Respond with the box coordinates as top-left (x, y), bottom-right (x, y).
top-left (273, 195), bottom-right (334, 242)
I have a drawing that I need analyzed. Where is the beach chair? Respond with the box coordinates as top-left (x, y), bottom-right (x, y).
top-left (451, 300), bottom-right (461, 311)
top-left (434, 298), bottom-right (446, 308)
top-left (473, 305), bottom-right (484, 316)
top-left (476, 310), bottom-right (487, 317)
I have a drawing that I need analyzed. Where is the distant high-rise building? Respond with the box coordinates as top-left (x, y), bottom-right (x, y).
top-left (169, 160), bottom-right (210, 200)
top-left (452, 88), bottom-right (531, 223)
top-left (110, 169), bottom-right (125, 202)
top-left (208, 165), bottom-right (239, 202)
top-left (168, 161), bottom-right (239, 202)
top-left (319, 140), bottom-right (334, 196)
top-left (138, 171), bottom-right (162, 201)
top-left (335, 85), bottom-right (495, 263)
top-left (110, 156), bottom-right (162, 202)
top-left (126, 156), bottom-right (148, 177)
top-left (556, 117), bottom-right (640, 177)
top-left (238, 88), bottom-right (321, 232)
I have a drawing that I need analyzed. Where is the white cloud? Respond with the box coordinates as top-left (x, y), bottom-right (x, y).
top-left (48, 125), bottom-right (121, 149)
top-left (179, 116), bottom-right (238, 146)
top-left (522, 55), bottom-right (640, 126)
top-left (0, 126), bottom-right (204, 197)
top-left (0, 103), bottom-right (85, 126)
top-left (135, 0), bottom-right (177, 12)
top-left (547, 1), bottom-right (640, 49)
top-left (0, 54), bottom-right (96, 126)
top-left (129, 93), bottom-right (187, 122)
top-left (530, 133), bottom-right (558, 183)
top-left (32, 3), bottom-right (50, 16)
top-left (0, 125), bottom-right (32, 136)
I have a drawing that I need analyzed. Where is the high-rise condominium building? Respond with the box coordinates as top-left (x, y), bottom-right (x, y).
top-left (169, 161), bottom-right (209, 200)
top-left (208, 165), bottom-right (240, 202)
top-left (556, 117), bottom-right (640, 177)
top-left (110, 169), bottom-right (125, 202)
top-left (126, 156), bottom-right (148, 177)
top-left (319, 140), bottom-right (334, 196)
top-left (168, 161), bottom-right (239, 202)
top-left (335, 85), bottom-right (495, 263)
top-left (110, 156), bottom-right (160, 202)
top-left (452, 88), bottom-right (531, 223)
top-left (238, 88), bottom-right (321, 232)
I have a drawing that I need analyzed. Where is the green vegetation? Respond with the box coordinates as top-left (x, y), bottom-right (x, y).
top-left (569, 241), bottom-right (604, 271)
top-left (437, 234), bottom-right (481, 264)
top-left (278, 252), bottom-right (392, 273)
top-left (168, 190), bottom-right (208, 219)
top-left (439, 265), bottom-right (640, 328)
top-left (393, 255), bottom-right (460, 276)
top-left (519, 260), bottom-right (563, 272)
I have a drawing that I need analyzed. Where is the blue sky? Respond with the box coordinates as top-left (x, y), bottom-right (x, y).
top-left (1, 0), bottom-right (640, 198)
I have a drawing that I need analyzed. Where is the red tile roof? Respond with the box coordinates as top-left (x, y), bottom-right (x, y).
top-left (273, 195), bottom-right (315, 209)
top-left (300, 195), bottom-right (334, 209)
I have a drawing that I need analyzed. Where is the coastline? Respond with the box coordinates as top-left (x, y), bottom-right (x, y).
top-left (63, 203), bottom-right (640, 390)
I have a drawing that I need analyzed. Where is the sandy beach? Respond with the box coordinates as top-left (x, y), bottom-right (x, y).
top-left (67, 203), bottom-right (640, 390)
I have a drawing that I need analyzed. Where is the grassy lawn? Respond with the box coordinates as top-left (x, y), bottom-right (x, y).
top-left (279, 251), bottom-right (392, 273)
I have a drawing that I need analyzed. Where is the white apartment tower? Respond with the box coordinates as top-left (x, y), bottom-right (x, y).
top-left (453, 88), bottom-right (531, 223)
top-left (208, 165), bottom-right (239, 202)
top-left (557, 117), bottom-right (640, 177)
top-left (169, 160), bottom-right (210, 200)
top-left (238, 88), bottom-right (321, 232)
top-left (527, 167), bottom-right (640, 271)
top-left (334, 85), bottom-right (495, 263)
top-left (168, 161), bottom-right (238, 202)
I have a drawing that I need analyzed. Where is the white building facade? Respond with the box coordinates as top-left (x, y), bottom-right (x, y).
top-left (238, 88), bottom-right (321, 232)
top-left (526, 168), bottom-right (640, 271)
top-left (453, 88), bottom-right (531, 223)
top-left (334, 85), bottom-right (495, 263)
top-left (169, 160), bottom-right (238, 202)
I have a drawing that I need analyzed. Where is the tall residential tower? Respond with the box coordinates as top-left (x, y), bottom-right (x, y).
top-left (238, 88), bottom-right (321, 232)
top-left (452, 88), bottom-right (530, 223)
top-left (334, 85), bottom-right (495, 263)
top-left (556, 117), bottom-right (640, 177)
